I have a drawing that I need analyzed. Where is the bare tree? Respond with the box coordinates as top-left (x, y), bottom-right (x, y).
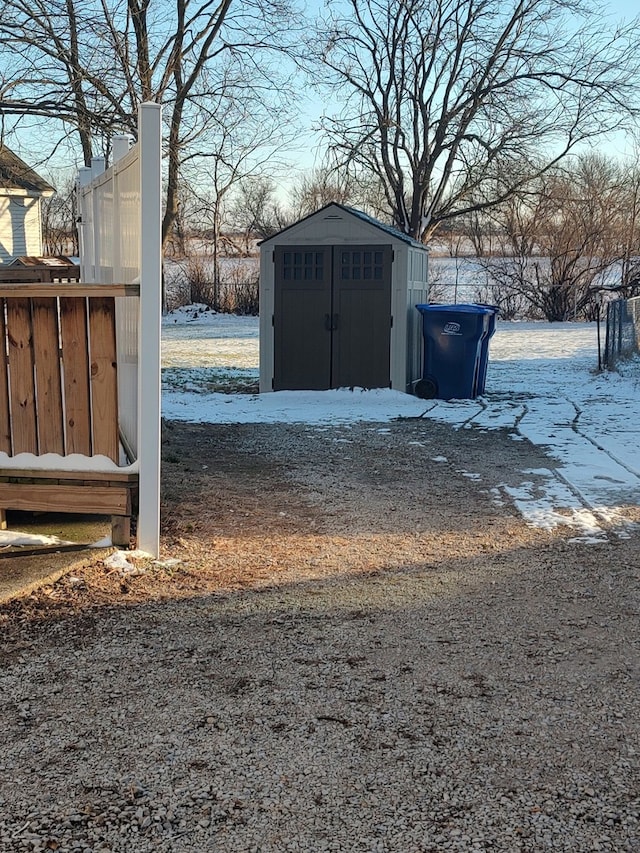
top-left (0, 0), bottom-right (299, 247)
top-left (310, 0), bottom-right (640, 240)
top-left (479, 155), bottom-right (627, 320)
top-left (228, 177), bottom-right (291, 251)
top-left (619, 158), bottom-right (640, 294)
top-left (41, 177), bottom-right (79, 257)
top-left (288, 167), bottom-right (357, 218)
top-left (227, 163), bottom-right (389, 252)
top-left (175, 89), bottom-right (297, 304)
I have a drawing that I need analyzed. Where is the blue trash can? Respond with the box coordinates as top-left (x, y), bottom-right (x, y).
top-left (415, 304), bottom-right (493, 400)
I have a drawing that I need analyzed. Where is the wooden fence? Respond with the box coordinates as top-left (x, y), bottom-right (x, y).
top-left (0, 283), bottom-right (137, 459)
top-left (0, 103), bottom-right (162, 555)
top-left (0, 283), bottom-right (140, 544)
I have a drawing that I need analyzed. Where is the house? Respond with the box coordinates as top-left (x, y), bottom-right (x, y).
top-left (0, 145), bottom-right (55, 263)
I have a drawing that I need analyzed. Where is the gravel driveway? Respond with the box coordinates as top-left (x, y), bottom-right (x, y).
top-left (1, 419), bottom-right (639, 852)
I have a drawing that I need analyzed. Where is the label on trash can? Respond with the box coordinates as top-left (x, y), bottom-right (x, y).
top-left (442, 322), bottom-right (462, 335)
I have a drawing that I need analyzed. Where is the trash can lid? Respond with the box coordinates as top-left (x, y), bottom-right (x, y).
top-left (470, 303), bottom-right (500, 314)
top-left (416, 303), bottom-right (493, 315)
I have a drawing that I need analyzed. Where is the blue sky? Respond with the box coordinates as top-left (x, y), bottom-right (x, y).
top-left (606, 0), bottom-right (637, 18)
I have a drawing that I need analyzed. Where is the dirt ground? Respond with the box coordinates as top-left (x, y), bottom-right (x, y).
top-left (2, 419), bottom-right (640, 851)
top-left (2, 416), bottom-right (638, 628)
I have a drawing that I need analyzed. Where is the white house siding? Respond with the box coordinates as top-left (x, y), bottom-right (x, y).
top-left (0, 195), bottom-right (43, 263)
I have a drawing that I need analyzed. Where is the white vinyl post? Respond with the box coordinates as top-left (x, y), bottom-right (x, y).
top-left (90, 156), bottom-right (106, 177)
top-left (76, 167), bottom-right (93, 281)
top-left (90, 157), bottom-right (105, 283)
top-left (113, 135), bottom-right (133, 163)
top-left (136, 102), bottom-right (162, 557)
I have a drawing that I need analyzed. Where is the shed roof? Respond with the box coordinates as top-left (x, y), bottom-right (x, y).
top-left (259, 202), bottom-right (427, 249)
top-left (0, 145), bottom-right (55, 196)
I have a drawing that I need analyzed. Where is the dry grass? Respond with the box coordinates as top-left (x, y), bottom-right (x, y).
top-left (2, 419), bottom-right (637, 642)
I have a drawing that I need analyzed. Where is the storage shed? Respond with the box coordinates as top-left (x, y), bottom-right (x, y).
top-left (259, 203), bottom-right (429, 393)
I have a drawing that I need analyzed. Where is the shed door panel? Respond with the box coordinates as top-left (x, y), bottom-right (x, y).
top-left (332, 245), bottom-right (392, 389)
top-left (274, 246), bottom-right (332, 390)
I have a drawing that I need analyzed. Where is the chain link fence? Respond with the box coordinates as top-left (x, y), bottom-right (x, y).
top-left (604, 296), bottom-right (640, 368)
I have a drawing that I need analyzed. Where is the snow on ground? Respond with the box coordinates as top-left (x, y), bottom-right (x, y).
top-left (0, 531), bottom-right (72, 548)
top-left (162, 305), bottom-right (258, 369)
top-left (161, 310), bottom-right (640, 544)
top-left (4, 309), bottom-right (638, 549)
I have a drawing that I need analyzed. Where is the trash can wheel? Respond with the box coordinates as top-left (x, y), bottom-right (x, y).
top-left (415, 377), bottom-right (438, 399)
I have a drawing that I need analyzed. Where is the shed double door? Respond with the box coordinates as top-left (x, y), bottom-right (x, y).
top-left (273, 244), bottom-right (392, 391)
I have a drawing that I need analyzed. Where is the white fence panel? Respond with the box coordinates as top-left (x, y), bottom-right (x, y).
top-left (77, 103), bottom-right (162, 557)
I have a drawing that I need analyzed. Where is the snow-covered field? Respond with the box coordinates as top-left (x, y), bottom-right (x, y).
top-left (161, 308), bottom-right (640, 544)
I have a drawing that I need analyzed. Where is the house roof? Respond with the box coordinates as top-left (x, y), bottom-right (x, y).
top-left (0, 145), bottom-right (55, 196)
top-left (259, 202), bottom-right (427, 249)
top-left (8, 255), bottom-right (77, 267)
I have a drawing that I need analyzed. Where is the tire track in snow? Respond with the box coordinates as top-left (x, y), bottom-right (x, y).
top-left (570, 400), bottom-right (640, 479)
top-left (509, 395), bottom-right (640, 540)
top-left (458, 394), bottom-right (639, 541)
